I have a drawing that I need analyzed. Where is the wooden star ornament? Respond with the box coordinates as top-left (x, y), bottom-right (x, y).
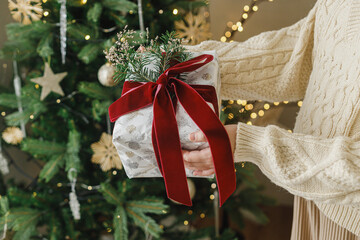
top-left (31, 63), bottom-right (67, 100)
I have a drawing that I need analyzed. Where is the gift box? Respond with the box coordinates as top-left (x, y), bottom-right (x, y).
top-left (111, 51), bottom-right (220, 178)
top-left (109, 51), bottom-right (235, 206)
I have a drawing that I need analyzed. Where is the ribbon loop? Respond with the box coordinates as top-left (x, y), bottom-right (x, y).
top-left (109, 54), bottom-right (236, 206)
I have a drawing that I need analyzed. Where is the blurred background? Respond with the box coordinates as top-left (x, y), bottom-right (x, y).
top-left (0, 0), bottom-right (316, 239)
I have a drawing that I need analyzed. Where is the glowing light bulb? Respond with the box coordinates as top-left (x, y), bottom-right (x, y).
top-left (253, 5), bottom-right (259, 11)
top-left (43, 11), bottom-right (49, 17)
top-left (173, 9), bottom-right (178, 15)
top-left (244, 5), bottom-right (250, 11)
top-left (85, 35), bottom-right (90, 40)
top-left (159, 9), bottom-right (163, 14)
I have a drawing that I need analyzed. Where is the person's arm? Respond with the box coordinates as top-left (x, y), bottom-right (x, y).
top-left (186, 2), bottom-right (318, 102)
top-left (184, 123), bottom-right (360, 206)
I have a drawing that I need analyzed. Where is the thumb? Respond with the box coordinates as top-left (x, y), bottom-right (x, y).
top-left (189, 131), bottom-right (207, 142)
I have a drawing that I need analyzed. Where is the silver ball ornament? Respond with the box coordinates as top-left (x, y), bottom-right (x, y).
top-left (98, 63), bottom-right (116, 87)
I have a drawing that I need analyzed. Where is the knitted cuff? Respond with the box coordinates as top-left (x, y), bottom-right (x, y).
top-left (234, 122), bottom-right (265, 165)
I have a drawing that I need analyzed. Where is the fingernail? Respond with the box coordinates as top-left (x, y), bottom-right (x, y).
top-left (189, 133), bottom-right (195, 141)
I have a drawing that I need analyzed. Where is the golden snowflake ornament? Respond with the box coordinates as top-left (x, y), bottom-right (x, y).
top-left (8, 0), bottom-right (43, 25)
top-left (2, 127), bottom-right (23, 145)
top-left (175, 12), bottom-right (212, 45)
top-left (91, 133), bottom-right (122, 172)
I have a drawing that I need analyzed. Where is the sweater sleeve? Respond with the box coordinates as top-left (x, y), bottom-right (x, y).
top-left (235, 122), bottom-right (360, 206)
top-left (185, 3), bottom-right (317, 102)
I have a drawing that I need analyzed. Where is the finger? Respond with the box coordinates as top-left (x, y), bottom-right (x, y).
top-left (183, 148), bottom-right (212, 163)
top-left (193, 169), bottom-right (215, 176)
top-left (184, 161), bottom-right (214, 170)
top-left (189, 131), bottom-right (207, 143)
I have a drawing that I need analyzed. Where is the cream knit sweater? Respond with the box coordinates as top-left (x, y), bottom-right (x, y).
top-left (187, 0), bottom-right (360, 236)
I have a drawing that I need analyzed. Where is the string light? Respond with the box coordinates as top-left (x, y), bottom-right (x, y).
top-left (81, 0), bottom-right (87, 4)
top-left (210, 194), bottom-right (215, 200)
top-left (264, 103), bottom-right (270, 110)
top-left (32, 192), bottom-right (37, 197)
top-left (159, 9), bottom-right (163, 14)
top-left (227, 21), bottom-right (233, 28)
top-left (56, 99), bottom-right (61, 103)
top-left (274, 102), bottom-right (280, 106)
top-left (160, 225), bottom-right (164, 229)
top-left (42, 0), bottom-right (47, 3)
top-left (225, 31), bottom-right (231, 37)
top-left (298, 101), bottom-right (303, 107)
top-left (112, 170), bottom-right (117, 175)
top-left (29, 114), bottom-right (34, 119)
top-left (87, 186), bottom-right (93, 190)
top-left (1, 112), bottom-right (5, 116)
top-left (288, 130), bottom-right (292, 133)
top-left (85, 35), bottom-right (91, 40)
top-left (173, 9), bottom-right (178, 15)
top-left (43, 11), bottom-right (49, 17)
top-left (188, 210), bottom-right (193, 215)
top-left (57, 183), bottom-right (62, 187)
top-left (222, 0), bottom-right (274, 42)
top-left (211, 183), bottom-right (216, 189)
top-left (228, 100), bottom-right (234, 104)
top-left (184, 220), bottom-right (189, 225)
top-left (228, 113), bottom-right (234, 119)
top-left (129, 10), bottom-right (134, 14)
top-left (283, 101), bottom-right (289, 104)
top-left (250, 113), bottom-right (257, 119)
top-left (247, 121), bottom-right (252, 125)
top-left (258, 110), bottom-right (264, 116)
top-left (35, 84), bottom-right (39, 89)
top-left (200, 213), bottom-right (206, 219)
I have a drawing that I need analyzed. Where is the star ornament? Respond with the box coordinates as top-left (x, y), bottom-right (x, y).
top-left (31, 63), bottom-right (67, 101)
top-left (91, 133), bottom-right (122, 172)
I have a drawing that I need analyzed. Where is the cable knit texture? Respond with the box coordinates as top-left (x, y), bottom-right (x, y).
top-left (186, 0), bottom-right (360, 236)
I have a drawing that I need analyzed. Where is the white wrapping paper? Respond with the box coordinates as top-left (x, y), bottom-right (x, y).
top-left (112, 51), bottom-right (220, 178)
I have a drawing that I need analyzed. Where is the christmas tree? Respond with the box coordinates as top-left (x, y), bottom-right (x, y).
top-left (0, 0), bottom-right (273, 239)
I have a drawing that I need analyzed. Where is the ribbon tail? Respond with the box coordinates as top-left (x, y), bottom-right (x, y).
top-left (152, 122), bottom-right (163, 175)
top-left (153, 86), bottom-right (192, 206)
top-left (173, 80), bottom-right (236, 207)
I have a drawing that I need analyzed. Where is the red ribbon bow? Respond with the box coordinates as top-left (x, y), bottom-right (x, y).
top-left (109, 54), bottom-right (236, 206)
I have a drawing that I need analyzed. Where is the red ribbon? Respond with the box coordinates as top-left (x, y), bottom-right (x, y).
top-left (108, 54), bottom-right (236, 206)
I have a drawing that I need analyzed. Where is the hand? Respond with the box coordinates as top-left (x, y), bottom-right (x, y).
top-left (182, 124), bottom-right (237, 176)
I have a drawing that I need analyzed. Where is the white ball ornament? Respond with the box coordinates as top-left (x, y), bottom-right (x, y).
top-left (170, 178), bottom-right (196, 204)
top-left (98, 63), bottom-right (116, 87)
